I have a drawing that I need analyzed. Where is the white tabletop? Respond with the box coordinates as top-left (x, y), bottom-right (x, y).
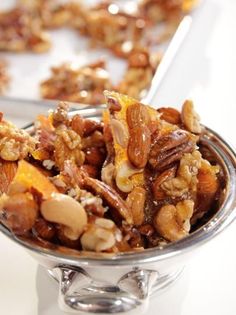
top-left (1, 0), bottom-right (236, 314)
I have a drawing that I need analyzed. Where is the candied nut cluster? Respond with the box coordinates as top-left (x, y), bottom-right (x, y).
top-left (139, 0), bottom-right (197, 23)
top-left (0, 91), bottom-right (223, 255)
top-left (0, 118), bottom-right (36, 161)
top-left (116, 49), bottom-right (161, 99)
top-left (0, 0), bottom-right (196, 102)
top-left (75, 2), bottom-right (146, 58)
top-left (0, 7), bottom-right (50, 52)
top-left (40, 61), bottom-right (112, 105)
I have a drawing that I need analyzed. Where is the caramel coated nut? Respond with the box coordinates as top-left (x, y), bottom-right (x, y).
top-left (128, 125), bottom-right (151, 168)
top-left (126, 103), bottom-right (150, 129)
top-left (181, 100), bottom-right (201, 134)
top-left (83, 175), bottom-right (133, 224)
top-left (161, 151), bottom-right (202, 197)
top-left (0, 192), bottom-right (38, 235)
top-left (0, 121), bottom-right (36, 161)
top-left (158, 107), bottom-right (181, 125)
top-left (34, 217), bottom-right (56, 241)
top-left (110, 118), bottom-right (129, 148)
top-left (41, 193), bottom-right (88, 240)
top-left (115, 160), bottom-right (143, 193)
top-left (152, 165), bottom-right (177, 200)
top-left (155, 200), bottom-right (194, 242)
top-left (85, 147), bottom-right (105, 167)
top-left (101, 163), bottom-right (116, 186)
top-left (149, 129), bottom-right (195, 170)
top-left (126, 187), bottom-right (146, 225)
top-left (197, 159), bottom-right (219, 195)
top-left (81, 218), bottom-right (116, 252)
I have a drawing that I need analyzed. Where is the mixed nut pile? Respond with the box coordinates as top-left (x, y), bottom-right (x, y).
top-left (0, 0), bottom-right (196, 102)
top-left (0, 92), bottom-right (223, 253)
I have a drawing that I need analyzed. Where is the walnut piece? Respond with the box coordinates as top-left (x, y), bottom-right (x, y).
top-left (161, 150), bottom-right (202, 197)
top-left (0, 120), bottom-right (36, 161)
top-left (54, 127), bottom-right (85, 170)
top-left (155, 200), bottom-right (194, 242)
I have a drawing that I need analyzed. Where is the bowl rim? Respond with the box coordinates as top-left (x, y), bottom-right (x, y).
top-left (0, 113), bottom-right (236, 266)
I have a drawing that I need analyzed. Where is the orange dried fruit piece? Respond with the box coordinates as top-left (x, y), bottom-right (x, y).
top-left (9, 160), bottom-right (58, 199)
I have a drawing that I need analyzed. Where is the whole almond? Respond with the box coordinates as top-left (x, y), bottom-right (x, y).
top-left (126, 103), bottom-right (150, 129)
top-left (83, 119), bottom-right (103, 137)
top-left (128, 125), bottom-right (151, 168)
top-left (85, 147), bottom-right (105, 167)
top-left (158, 107), bottom-right (181, 125)
top-left (71, 114), bottom-right (84, 137)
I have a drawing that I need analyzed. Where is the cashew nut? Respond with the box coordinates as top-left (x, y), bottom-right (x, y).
top-left (110, 118), bottom-right (129, 148)
top-left (41, 193), bottom-right (87, 240)
top-left (155, 200), bottom-right (194, 242)
top-left (181, 100), bottom-right (201, 134)
top-left (101, 163), bottom-right (116, 186)
top-left (81, 218), bottom-right (116, 252)
top-left (116, 160), bottom-right (143, 193)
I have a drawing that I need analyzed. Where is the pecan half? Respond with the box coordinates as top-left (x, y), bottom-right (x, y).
top-left (149, 130), bottom-right (196, 170)
top-left (80, 164), bottom-right (99, 178)
top-left (83, 175), bottom-right (133, 225)
top-left (128, 125), bottom-right (151, 168)
top-left (126, 103), bottom-right (150, 129)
